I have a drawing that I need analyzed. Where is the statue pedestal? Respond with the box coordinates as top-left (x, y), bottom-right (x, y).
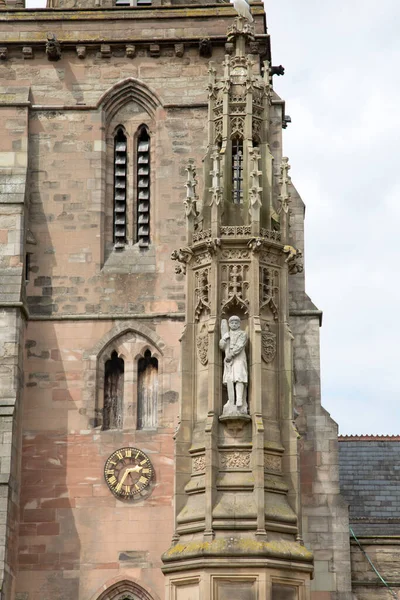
top-left (219, 412), bottom-right (251, 435)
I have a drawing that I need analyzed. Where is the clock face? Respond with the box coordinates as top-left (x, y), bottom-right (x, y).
top-left (104, 447), bottom-right (154, 499)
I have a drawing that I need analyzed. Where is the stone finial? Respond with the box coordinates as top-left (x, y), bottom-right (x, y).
top-left (199, 38), bottom-right (212, 58)
top-left (209, 146), bottom-right (222, 207)
top-left (125, 45), bottom-right (136, 59)
top-left (184, 161), bottom-right (199, 218)
top-left (22, 47), bottom-right (33, 60)
top-left (226, 15), bottom-right (255, 44)
top-left (174, 43), bottom-right (184, 58)
top-left (249, 147), bottom-right (262, 213)
top-left (76, 45), bottom-right (86, 59)
top-left (0, 47), bottom-right (7, 60)
top-left (46, 32), bottom-right (61, 61)
top-left (278, 157), bottom-right (291, 214)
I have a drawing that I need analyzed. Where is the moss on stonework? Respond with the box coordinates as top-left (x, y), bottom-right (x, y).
top-left (162, 537), bottom-right (313, 563)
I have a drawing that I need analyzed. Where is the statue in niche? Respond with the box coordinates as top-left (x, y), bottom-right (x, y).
top-left (219, 316), bottom-right (248, 415)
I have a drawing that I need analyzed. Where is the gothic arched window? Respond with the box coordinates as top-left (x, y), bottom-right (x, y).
top-left (137, 350), bottom-right (158, 430)
top-left (113, 128), bottom-right (128, 249)
top-left (136, 126), bottom-right (151, 247)
top-left (103, 351), bottom-right (124, 430)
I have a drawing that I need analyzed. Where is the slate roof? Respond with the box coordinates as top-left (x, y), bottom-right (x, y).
top-left (339, 436), bottom-right (400, 536)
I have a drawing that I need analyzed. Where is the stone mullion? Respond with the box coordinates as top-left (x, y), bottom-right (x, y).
top-left (249, 251), bottom-right (266, 537)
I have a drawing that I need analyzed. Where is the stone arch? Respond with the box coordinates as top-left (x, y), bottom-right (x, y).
top-left (84, 320), bottom-right (165, 360)
top-left (98, 77), bottom-right (163, 124)
top-left (83, 322), bottom-right (166, 430)
top-left (92, 577), bottom-right (158, 600)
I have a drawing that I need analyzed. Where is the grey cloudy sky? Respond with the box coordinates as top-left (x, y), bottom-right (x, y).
top-left (24, 0), bottom-right (399, 434)
top-left (266, 1), bottom-right (400, 434)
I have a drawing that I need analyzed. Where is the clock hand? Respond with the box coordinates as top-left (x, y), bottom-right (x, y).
top-left (128, 464), bottom-right (143, 474)
top-left (116, 467), bottom-right (131, 491)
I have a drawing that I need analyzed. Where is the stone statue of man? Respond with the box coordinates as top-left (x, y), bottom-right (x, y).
top-left (219, 316), bottom-right (248, 414)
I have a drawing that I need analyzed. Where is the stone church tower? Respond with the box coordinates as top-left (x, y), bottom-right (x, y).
top-left (0, 0), bottom-right (353, 599)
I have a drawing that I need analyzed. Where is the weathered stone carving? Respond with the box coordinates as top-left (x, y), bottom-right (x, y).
top-left (0, 47), bottom-right (8, 60)
top-left (196, 328), bottom-right (208, 366)
top-left (22, 46), bottom-right (33, 59)
top-left (264, 453), bottom-right (281, 473)
top-left (171, 247), bottom-right (193, 275)
top-left (193, 228), bottom-right (211, 243)
top-left (125, 44), bottom-right (136, 59)
top-left (220, 316), bottom-right (248, 415)
top-left (194, 268), bottom-right (210, 321)
top-left (278, 156), bottom-right (291, 214)
top-left (220, 451), bottom-right (251, 469)
top-left (46, 33), bottom-right (61, 61)
top-left (199, 38), bottom-right (212, 58)
top-left (210, 147), bottom-right (222, 206)
top-left (221, 248), bottom-right (250, 260)
top-left (185, 161), bottom-right (199, 221)
top-left (220, 225), bottom-right (252, 236)
top-left (76, 45), bottom-right (86, 59)
top-left (221, 264), bottom-right (249, 314)
top-left (100, 44), bottom-right (111, 58)
top-left (205, 238), bottom-right (221, 254)
top-left (259, 266), bottom-right (279, 319)
top-left (261, 323), bottom-right (276, 363)
top-left (149, 44), bottom-right (160, 57)
top-left (260, 250), bottom-right (278, 265)
top-left (193, 455), bottom-right (206, 472)
top-left (247, 238), bottom-right (263, 253)
top-left (260, 228), bottom-right (281, 241)
top-left (283, 245), bottom-right (303, 274)
top-left (174, 43), bottom-right (184, 58)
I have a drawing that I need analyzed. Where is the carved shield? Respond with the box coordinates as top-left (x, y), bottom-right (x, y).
top-left (196, 333), bottom-right (209, 366)
top-left (261, 324), bottom-right (276, 363)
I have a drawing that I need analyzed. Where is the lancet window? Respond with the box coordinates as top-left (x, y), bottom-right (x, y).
top-left (232, 137), bottom-right (244, 204)
top-left (136, 126), bottom-right (151, 247)
top-left (103, 351), bottom-right (124, 430)
top-left (137, 350), bottom-right (158, 430)
top-left (108, 120), bottom-right (152, 255)
top-left (113, 128), bottom-right (128, 249)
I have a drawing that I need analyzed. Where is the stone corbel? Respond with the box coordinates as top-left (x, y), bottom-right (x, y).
top-left (174, 43), bottom-right (184, 58)
top-left (125, 45), bottom-right (136, 59)
top-left (76, 45), bottom-right (86, 59)
top-left (46, 33), bottom-right (61, 61)
top-left (22, 47), bottom-right (33, 60)
top-left (0, 47), bottom-right (8, 60)
top-left (100, 44), bottom-right (111, 58)
top-left (199, 38), bottom-right (212, 58)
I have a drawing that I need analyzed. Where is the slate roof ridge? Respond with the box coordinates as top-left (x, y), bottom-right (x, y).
top-left (339, 434), bottom-right (400, 441)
